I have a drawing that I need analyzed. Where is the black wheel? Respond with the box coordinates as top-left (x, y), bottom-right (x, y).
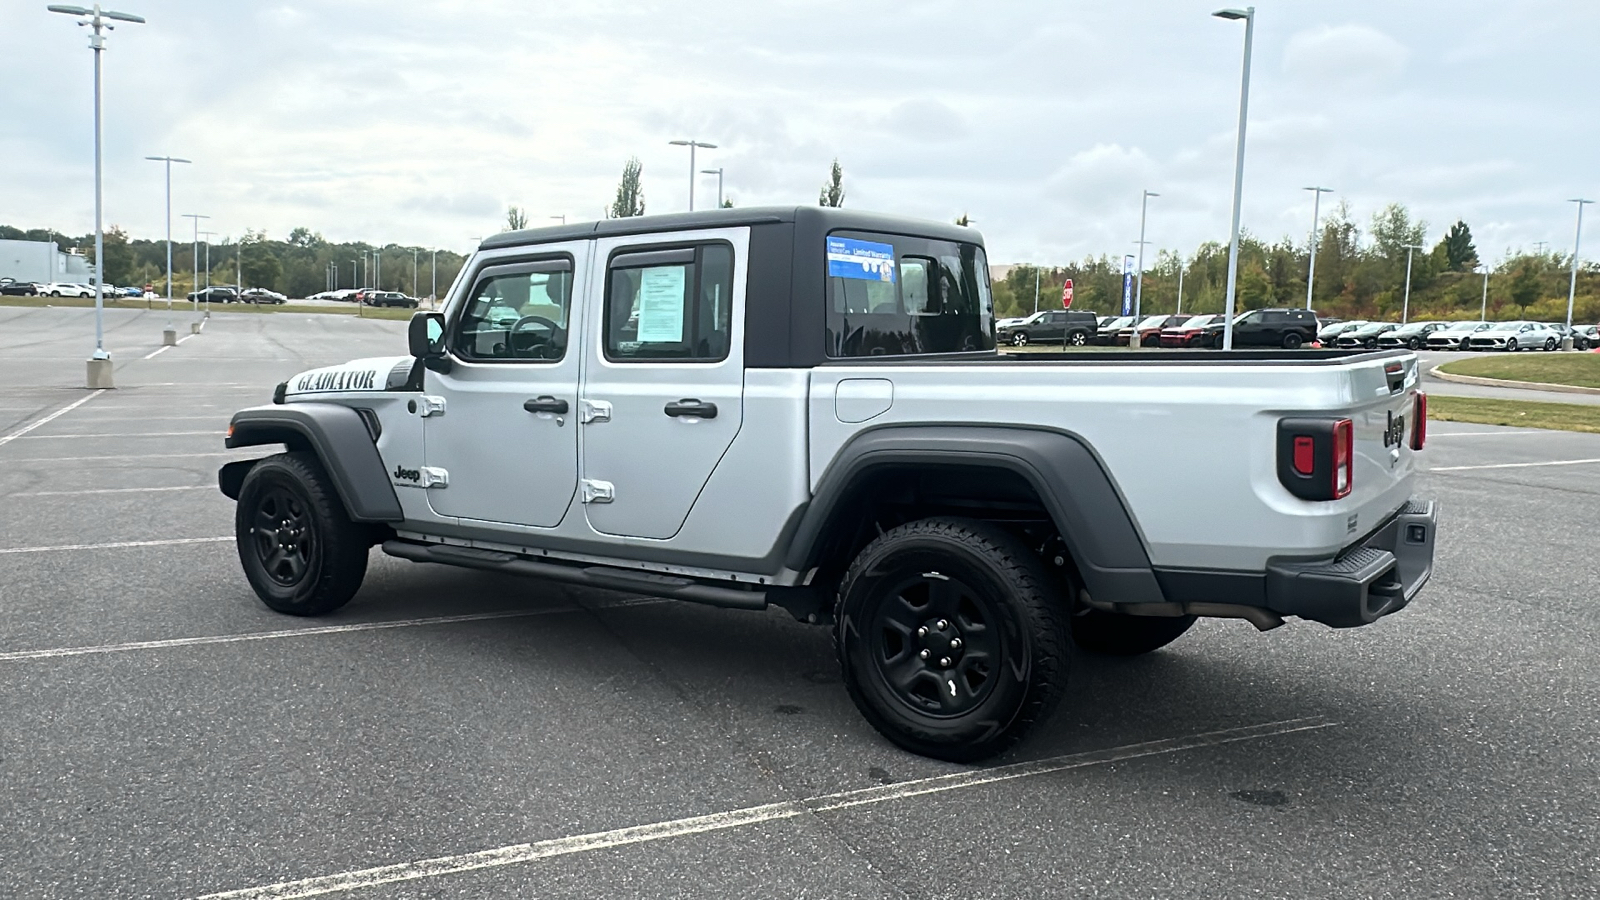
top-left (1068, 330), bottom-right (1088, 347)
top-left (1507, 338), bottom-right (1519, 352)
top-left (1282, 332), bottom-right (1303, 350)
top-left (1407, 337), bottom-right (1422, 350)
top-left (1011, 332), bottom-right (1029, 347)
top-left (834, 517), bottom-right (1070, 762)
top-left (235, 452), bottom-right (369, 616)
top-left (1072, 610), bottom-right (1196, 656)
top-left (1544, 337), bottom-right (1558, 351)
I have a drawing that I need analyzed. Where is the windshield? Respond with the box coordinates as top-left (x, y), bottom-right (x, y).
top-left (1441, 321), bottom-right (1483, 332)
top-left (1103, 316), bottom-right (1135, 330)
top-left (1136, 316), bottom-right (1168, 329)
top-left (1178, 315), bottom-right (1216, 328)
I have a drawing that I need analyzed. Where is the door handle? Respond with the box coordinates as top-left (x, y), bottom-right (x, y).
top-left (523, 396), bottom-right (569, 415)
top-left (664, 399), bottom-right (718, 419)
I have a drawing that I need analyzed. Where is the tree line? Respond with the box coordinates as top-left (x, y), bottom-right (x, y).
top-left (991, 202), bottom-right (1600, 325)
top-left (0, 224), bottom-right (469, 300)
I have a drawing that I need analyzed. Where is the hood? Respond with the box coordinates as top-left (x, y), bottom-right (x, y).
top-left (285, 356), bottom-right (414, 397)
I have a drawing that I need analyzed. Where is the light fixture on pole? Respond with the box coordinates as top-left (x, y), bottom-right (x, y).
top-left (181, 212), bottom-right (208, 319)
top-left (701, 167), bottom-right (724, 208)
top-left (143, 155), bottom-right (188, 320)
top-left (1134, 190), bottom-right (1158, 320)
top-left (1303, 186), bottom-right (1332, 310)
top-left (1400, 243), bottom-right (1425, 325)
top-left (669, 139), bottom-right (717, 211)
top-left (50, 2), bottom-right (145, 387)
top-left (1565, 198), bottom-right (1592, 329)
top-left (1214, 5), bottom-right (1255, 351)
top-left (550, 215), bottom-right (566, 225)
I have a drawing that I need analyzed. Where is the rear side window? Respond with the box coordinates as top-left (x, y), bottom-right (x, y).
top-left (826, 232), bottom-right (994, 357)
top-left (604, 242), bottom-right (734, 362)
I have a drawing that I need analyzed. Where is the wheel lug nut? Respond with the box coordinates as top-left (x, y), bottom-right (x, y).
top-left (950, 638), bottom-right (962, 649)
top-left (919, 649), bottom-right (930, 660)
top-left (936, 619), bottom-right (948, 630)
top-left (939, 657), bottom-right (951, 667)
top-left (916, 626), bottom-right (928, 637)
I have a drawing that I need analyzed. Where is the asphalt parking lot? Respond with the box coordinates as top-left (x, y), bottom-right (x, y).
top-left (1, 307), bottom-right (1596, 899)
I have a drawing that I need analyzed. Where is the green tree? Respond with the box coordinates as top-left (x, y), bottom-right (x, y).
top-left (819, 158), bottom-right (845, 207)
top-left (721, 197), bottom-right (734, 208)
top-left (609, 158), bottom-right (646, 218)
top-left (286, 227), bottom-right (324, 249)
top-left (954, 213), bottom-right (971, 227)
top-left (89, 226), bottom-right (134, 285)
top-left (1508, 260), bottom-right (1542, 311)
top-left (239, 229), bottom-right (283, 290)
top-left (1440, 220), bottom-right (1478, 272)
top-left (504, 206), bottom-right (529, 231)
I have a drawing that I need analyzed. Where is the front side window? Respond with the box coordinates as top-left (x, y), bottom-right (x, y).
top-left (826, 232), bottom-right (995, 357)
top-left (605, 243), bottom-right (733, 362)
top-left (454, 259), bottom-right (573, 361)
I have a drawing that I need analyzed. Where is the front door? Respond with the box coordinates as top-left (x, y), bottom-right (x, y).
top-left (578, 229), bottom-right (747, 540)
top-left (423, 245), bottom-right (588, 528)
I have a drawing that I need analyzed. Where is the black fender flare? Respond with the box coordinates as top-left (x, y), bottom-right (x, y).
top-left (221, 403), bottom-right (403, 522)
top-left (785, 425), bottom-right (1165, 605)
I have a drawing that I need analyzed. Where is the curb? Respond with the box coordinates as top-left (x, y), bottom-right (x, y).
top-left (1428, 364), bottom-right (1600, 396)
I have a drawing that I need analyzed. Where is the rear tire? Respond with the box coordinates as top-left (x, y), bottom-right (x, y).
top-left (235, 452), bottom-right (369, 616)
top-left (834, 517), bottom-right (1070, 762)
top-left (1544, 338), bottom-right (1558, 351)
top-left (1283, 332), bottom-right (1303, 350)
top-left (1012, 332), bottom-right (1029, 347)
top-left (1069, 331), bottom-right (1087, 347)
top-left (1072, 611), bottom-right (1196, 656)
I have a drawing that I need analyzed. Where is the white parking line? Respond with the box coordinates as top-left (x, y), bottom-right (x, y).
top-left (0, 536), bottom-right (231, 555)
top-left (1430, 457), bottom-right (1600, 472)
top-left (10, 485), bottom-right (211, 497)
top-left (1427, 430), bottom-right (1550, 437)
top-left (189, 716), bottom-right (1336, 900)
top-left (0, 606), bottom-right (659, 662)
top-left (141, 332), bottom-right (197, 360)
top-left (2, 451), bottom-right (249, 462)
top-left (13, 431), bottom-right (220, 439)
top-left (0, 391), bottom-right (103, 448)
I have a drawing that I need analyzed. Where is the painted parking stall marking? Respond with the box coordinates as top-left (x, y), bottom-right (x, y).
top-left (188, 717), bottom-right (1336, 900)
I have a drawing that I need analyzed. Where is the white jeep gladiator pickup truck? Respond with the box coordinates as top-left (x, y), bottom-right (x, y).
top-left (220, 206), bottom-right (1436, 761)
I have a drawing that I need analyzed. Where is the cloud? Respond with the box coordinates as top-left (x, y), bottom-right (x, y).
top-left (1282, 24), bottom-right (1410, 90)
top-left (879, 99), bottom-right (970, 143)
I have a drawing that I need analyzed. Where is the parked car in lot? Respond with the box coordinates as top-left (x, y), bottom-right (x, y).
top-left (1377, 321), bottom-right (1450, 350)
top-left (241, 288), bottom-right (289, 305)
top-left (1109, 314), bottom-right (1190, 347)
top-left (1425, 321), bottom-right (1490, 350)
top-left (0, 280), bottom-right (42, 296)
top-left (1337, 322), bottom-right (1400, 349)
top-left (41, 282), bottom-right (94, 298)
top-left (217, 205), bottom-right (1436, 762)
top-left (1158, 314), bottom-right (1223, 347)
top-left (1091, 315), bottom-right (1136, 345)
top-left (1317, 319), bottom-right (1367, 344)
top-left (1202, 308), bottom-right (1321, 349)
top-left (1573, 324), bottom-right (1599, 350)
top-left (997, 309), bottom-right (1099, 346)
top-left (1467, 321), bottom-right (1562, 352)
top-left (186, 286), bottom-right (240, 304)
top-left (363, 291), bottom-right (421, 309)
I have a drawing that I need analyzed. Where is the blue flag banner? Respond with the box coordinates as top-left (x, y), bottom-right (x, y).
top-left (1121, 256), bottom-right (1134, 316)
top-left (827, 237), bottom-right (896, 283)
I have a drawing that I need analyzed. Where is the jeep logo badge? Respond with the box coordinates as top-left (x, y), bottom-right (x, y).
top-left (1383, 411), bottom-right (1405, 449)
top-left (393, 465), bottom-right (421, 483)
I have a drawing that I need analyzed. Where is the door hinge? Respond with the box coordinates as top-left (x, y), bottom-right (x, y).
top-left (417, 395), bottom-right (447, 417)
top-left (580, 479), bottom-right (615, 503)
top-left (580, 399), bottom-right (612, 424)
top-left (418, 466), bottom-right (449, 488)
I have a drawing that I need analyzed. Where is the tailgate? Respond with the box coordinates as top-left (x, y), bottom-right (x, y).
top-left (1341, 354), bottom-right (1423, 517)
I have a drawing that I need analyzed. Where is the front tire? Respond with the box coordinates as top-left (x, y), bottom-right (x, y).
top-left (1507, 338), bottom-right (1519, 352)
top-left (1011, 332), bottom-right (1029, 347)
top-left (1283, 332), bottom-right (1303, 350)
top-left (834, 518), bottom-right (1070, 762)
top-left (235, 452), bottom-right (369, 616)
top-left (1072, 610), bottom-right (1196, 656)
top-left (1545, 337), bottom-right (1558, 351)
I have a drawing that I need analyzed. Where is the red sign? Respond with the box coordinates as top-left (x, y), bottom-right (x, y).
top-left (1061, 279), bottom-right (1074, 308)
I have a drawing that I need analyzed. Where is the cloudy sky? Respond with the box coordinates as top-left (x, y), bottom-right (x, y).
top-left (3, 1), bottom-right (1595, 266)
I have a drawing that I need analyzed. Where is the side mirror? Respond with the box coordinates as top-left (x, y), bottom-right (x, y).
top-left (408, 312), bottom-right (451, 373)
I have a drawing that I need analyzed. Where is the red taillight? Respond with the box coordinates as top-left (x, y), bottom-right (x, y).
top-left (1292, 436), bottom-right (1315, 475)
top-left (1332, 418), bottom-right (1353, 499)
top-left (1411, 392), bottom-right (1427, 450)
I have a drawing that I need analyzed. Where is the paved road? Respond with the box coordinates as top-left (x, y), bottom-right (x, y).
top-left (1, 309), bottom-right (1596, 899)
top-left (1416, 348), bottom-right (1600, 406)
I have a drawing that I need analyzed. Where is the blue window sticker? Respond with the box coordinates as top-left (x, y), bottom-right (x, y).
top-left (828, 237), bottom-right (896, 283)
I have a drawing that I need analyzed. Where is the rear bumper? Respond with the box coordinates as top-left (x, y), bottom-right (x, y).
top-left (1150, 498), bottom-right (1437, 629)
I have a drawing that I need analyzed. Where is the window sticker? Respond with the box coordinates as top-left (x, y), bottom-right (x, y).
top-left (636, 265), bottom-right (687, 342)
top-left (828, 237), bottom-right (896, 283)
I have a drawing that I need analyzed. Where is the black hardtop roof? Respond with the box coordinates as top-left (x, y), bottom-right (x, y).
top-left (477, 206), bottom-right (984, 251)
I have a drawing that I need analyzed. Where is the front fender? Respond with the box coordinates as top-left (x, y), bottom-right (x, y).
top-left (224, 403), bottom-right (403, 522)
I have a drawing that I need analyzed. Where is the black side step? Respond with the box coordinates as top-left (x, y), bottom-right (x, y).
top-left (381, 539), bottom-right (769, 611)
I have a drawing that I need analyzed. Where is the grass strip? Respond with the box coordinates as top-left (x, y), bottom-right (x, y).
top-left (1437, 353), bottom-right (1600, 389)
top-left (1429, 395), bottom-right (1600, 434)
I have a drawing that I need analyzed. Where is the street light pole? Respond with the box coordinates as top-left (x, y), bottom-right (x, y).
top-left (199, 230), bottom-right (215, 317)
top-left (1566, 198), bottom-right (1593, 329)
top-left (669, 139), bottom-right (717, 211)
top-left (701, 167), bottom-right (724, 207)
top-left (1134, 190), bottom-right (1158, 320)
top-left (412, 248), bottom-right (418, 298)
top-left (1303, 186), bottom-right (1332, 310)
top-left (50, 2), bottom-right (145, 384)
top-left (1033, 266), bottom-right (1040, 314)
top-left (1177, 262), bottom-right (1185, 315)
top-left (1479, 265), bottom-right (1490, 321)
top-left (550, 215), bottom-right (566, 225)
top-left (181, 212), bottom-right (207, 318)
top-left (143, 155), bottom-right (189, 318)
top-left (430, 249), bottom-right (437, 309)
top-left (1214, 6), bottom-right (1255, 351)
top-left (1401, 243), bottom-right (1424, 325)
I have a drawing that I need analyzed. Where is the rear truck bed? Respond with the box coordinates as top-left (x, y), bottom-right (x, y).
top-left (807, 347), bottom-right (1434, 629)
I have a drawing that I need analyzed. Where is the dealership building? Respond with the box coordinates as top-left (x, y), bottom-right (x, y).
top-left (0, 239), bottom-right (94, 284)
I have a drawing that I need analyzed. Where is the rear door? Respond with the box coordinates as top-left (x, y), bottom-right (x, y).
top-left (578, 229), bottom-right (747, 539)
top-left (423, 247), bottom-right (587, 528)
